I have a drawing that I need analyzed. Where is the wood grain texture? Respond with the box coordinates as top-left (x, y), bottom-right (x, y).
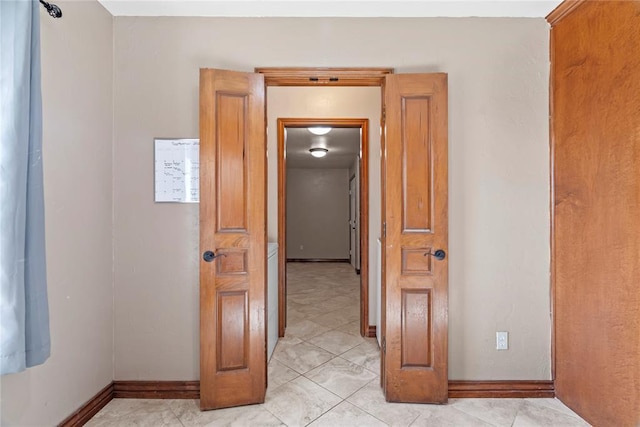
top-left (546, 0), bottom-right (586, 25)
top-left (402, 96), bottom-right (432, 232)
top-left (256, 67), bottom-right (393, 86)
top-left (383, 73), bottom-right (448, 404)
top-left (217, 291), bottom-right (249, 371)
top-left (366, 325), bottom-right (377, 338)
top-left (216, 92), bottom-right (247, 231)
top-left (200, 69), bottom-right (266, 410)
top-left (401, 247), bottom-right (433, 275)
top-left (110, 379), bottom-right (554, 401)
top-left (277, 118), bottom-right (370, 337)
top-left (448, 381), bottom-right (554, 398)
top-left (550, 2), bottom-right (640, 426)
top-left (277, 120), bottom-right (287, 337)
top-left (379, 81), bottom-right (388, 390)
top-left (112, 381), bottom-right (200, 399)
top-left (216, 250), bottom-right (248, 275)
top-left (58, 383), bottom-right (113, 427)
top-left (401, 289), bottom-right (432, 368)
top-left (359, 121), bottom-right (370, 338)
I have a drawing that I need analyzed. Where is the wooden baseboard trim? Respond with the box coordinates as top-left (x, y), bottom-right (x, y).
top-left (59, 378), bottom-right (554, 424)
top-left (448, 380), bottom-right (555, 398)
top-left (366, 325), bottom-right (377, 338)
top-left (286, 258), bottom-right (350, 263)
top-left (58, 383), bottom-right (114, 427)
top-left (546, 0), bottom-right (586, 26)
top-left (113, 381), bottom-right (200, 399)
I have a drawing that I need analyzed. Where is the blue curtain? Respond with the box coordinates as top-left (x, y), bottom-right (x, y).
top-left (0, 0), bottom-right (50, 375)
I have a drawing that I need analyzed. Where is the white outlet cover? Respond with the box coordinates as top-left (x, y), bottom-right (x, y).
top-left (496, 332), bottom-right (509, 350)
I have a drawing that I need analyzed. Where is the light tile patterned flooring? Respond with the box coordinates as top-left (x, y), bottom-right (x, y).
top-left (88, 262), bottom-right (590, 426)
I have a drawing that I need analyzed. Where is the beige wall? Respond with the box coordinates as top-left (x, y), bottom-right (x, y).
top-left (286, 168), bottom-right (350, 259)
top-left (0, 2), bottom-right (114, 425)
top-left (113, 17), bottom-right (551, 380)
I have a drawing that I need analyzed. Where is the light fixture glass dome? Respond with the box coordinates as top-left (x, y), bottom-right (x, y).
top-left (309, 148), bottom-right (328, 158)
top-left (308, 127), bottom-right (332, 136)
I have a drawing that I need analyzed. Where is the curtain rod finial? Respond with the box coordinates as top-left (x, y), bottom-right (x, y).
top-left (39, 0), bottom-right (62, 18)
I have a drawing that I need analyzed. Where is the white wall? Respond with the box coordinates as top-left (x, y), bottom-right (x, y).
top-left (113, 17), bottom-right (550, 381)
top-left (0, 2), bottom-right (114, 425)
top-left (286, 168), bottom-right (350, 259)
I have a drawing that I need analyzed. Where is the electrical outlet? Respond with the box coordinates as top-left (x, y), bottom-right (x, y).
top-left (496, 332), bottom-right (509, 350)
top-left (300, 245), bottom-right (304, 250)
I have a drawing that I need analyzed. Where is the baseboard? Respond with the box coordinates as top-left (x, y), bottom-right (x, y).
top-left (366, 325), bottom-right (377, 338)
top-left (58, 383), bottom-right (114, 427)
top-left (59, 378), bottom-right (554, 425)
top-left (120, 380), bottom-right (552, 400)
top-left (106, 379), bottom-right (552, 401)
top-left (113, 381), bottom-right (200, 399)
top-left (286, 258), bottom-right (350, 263)
top-left (448, 380), bottom-right (555, 398)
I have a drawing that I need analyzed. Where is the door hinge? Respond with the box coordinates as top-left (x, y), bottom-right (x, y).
top-left (382, 107), bottom-right (386, 122)
top-left (382, 337), bottom-right (386, 353)
top-left (383, 222), bottom-right (386, 238)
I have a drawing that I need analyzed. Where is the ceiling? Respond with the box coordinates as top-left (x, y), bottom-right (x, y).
top-left (99, 0), bottom-right (562, 18)
top-left (286, 128), bottom-right (360, 169)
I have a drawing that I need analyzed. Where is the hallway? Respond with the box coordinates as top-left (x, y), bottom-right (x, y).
top-left (87, 263), bottom-right (589, 426)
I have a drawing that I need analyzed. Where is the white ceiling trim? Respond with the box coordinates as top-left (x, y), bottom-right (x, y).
top-left (98, 0), bottom-right (562, 18)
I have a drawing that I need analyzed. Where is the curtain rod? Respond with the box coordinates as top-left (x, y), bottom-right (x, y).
top-left (40, 0), bottom-right (62, 18)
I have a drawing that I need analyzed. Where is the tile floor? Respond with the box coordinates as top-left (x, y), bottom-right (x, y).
top-left (88, 262), bottom-right (590, 426)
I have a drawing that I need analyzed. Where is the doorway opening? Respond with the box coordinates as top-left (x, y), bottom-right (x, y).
top-left (277, 118), bottom-right (370, 338)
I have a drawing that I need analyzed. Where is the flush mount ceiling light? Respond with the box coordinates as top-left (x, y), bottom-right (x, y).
top-left (308, 127), bottom-right (332, 136)
top-left (309, 148), bottom-right (328, 158)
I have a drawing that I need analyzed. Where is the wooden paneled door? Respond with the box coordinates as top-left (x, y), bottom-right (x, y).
top-left (199, 69), bottom-right (266, 410)
top-left (198, 67), bottom-right (448, 409)
top-left (382, 73), bottom-right (449, 403)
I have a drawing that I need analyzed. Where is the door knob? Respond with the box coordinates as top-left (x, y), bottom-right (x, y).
top-left (424, 249), bottom-right (446, 261)
top-left (203, 251), bottom-right (226, 262)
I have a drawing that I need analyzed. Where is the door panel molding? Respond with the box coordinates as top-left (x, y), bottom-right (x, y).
top-left (401, 289), bottom-right (432, 368)
top-left (401, 96), bottom-right (433, 233)
top-left (216, 290), bottom-right (249, 371)
top-left (215, 92), bottom-right (249, 232)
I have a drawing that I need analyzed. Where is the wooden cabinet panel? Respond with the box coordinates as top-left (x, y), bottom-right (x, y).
top-left (549, 2), bottom-right (640, 426)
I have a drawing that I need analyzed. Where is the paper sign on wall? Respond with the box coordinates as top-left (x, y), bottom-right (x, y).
top-left (154, 138), bottom-right (199, 203)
